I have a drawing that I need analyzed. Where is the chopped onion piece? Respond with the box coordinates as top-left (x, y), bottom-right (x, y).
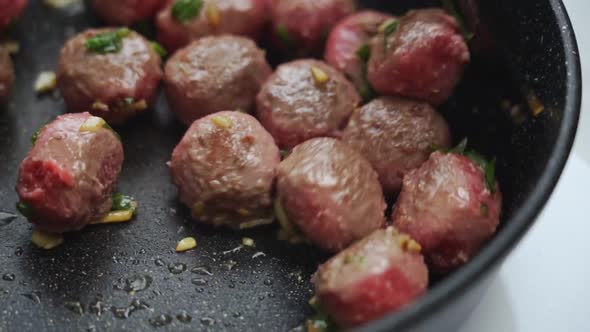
top-left (79, 116), bottom-right (106, 132)
top-left (176, 237), bottom-right (197, 252)
top-left (32, 229), bottom-right (64, 250)
top-left (34, 71), bottom-right (57, 94)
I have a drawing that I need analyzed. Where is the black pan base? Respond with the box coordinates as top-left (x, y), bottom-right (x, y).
top-left (0, 1), bottom-right (580, 332)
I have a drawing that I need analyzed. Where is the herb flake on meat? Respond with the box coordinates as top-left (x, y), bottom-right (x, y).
top-left (172, 0), bottom-right (204, 23)
top-left (85, 28), bottom-right (131, 54)
top-left (151, 42), bottom-right (167, 58)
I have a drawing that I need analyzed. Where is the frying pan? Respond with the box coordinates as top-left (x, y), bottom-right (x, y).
top-left (0, 0), bottom-right (581, 331)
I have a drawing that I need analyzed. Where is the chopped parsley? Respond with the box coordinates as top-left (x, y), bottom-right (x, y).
top-left (382, 19), bottom-right (399, 50)
top-left (306, 297), bottom-right (337, 332)
top-left (151, 42), bottom-right (167, 58)
top-left (172, 0), bottom-right (204, 23)
top-left (31, 125), bottom-right (46, 144)
top-left (276, 25), bottom-right (293, 48)
top-left (356, 43), bottom-right (376, 101)
top-left (442, 0), bottom-right (474, 40)
top-left (111, 193), bottom-right (138, 215)
top-left (85, 28), bottom-right (131, 54)
top-left (16, 202), bottom-right (35, 218)
top-left (356, 43), bottom-right (371, 63)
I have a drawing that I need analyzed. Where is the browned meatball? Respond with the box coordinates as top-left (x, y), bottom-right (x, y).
top-left (57, 28), bottom-right (163, 125)
top-left (164, 35), bottom-right (272, 126)
top-left (314, 227), bottom-right (428, 328)
top-left (367, 9), bottom-right (470, 105)
top-left (156, 0), bottom-right (268, 52)
top-left (92, 0), bottom-right (165, 26)
top-left (392, 151), bottom-right (502, 273)
top-left (16, 113), bottom-right (124, 233)
top-left (169, 111), bottom-right (280, 228)
top-left (0, 50), bottom-right (14, 101)
top-left (256, 59), bottom-right (360, 149)
top-left (277, 138), bottom-right (386, 252)
top-left (342, 97), bottom-right (451, 194)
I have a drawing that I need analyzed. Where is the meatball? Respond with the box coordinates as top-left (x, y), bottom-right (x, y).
top-left (314, 227), bottom-right (428, 328)
top-left (92, 0), bottom-right (164, 26)
top-left (256, 59), bottom-right (360, 149)
top-left (269, 0), bottom-right (356, 57)
top-left (164, 35), bottom-right (271, 126)
top-left (0, 0), bottom-right (27, 30)
top-left (156, 0), bottom-right (267, 52)
top-left (367, 9), bottom-right (470, 105)
top-left (324, 10), bottom-right (393, 97)
top-left (0, 50), bottom-right (14, 101)
top-left (15, 113), bottom-right (124, 233)
top-left (277, 138), bottom-right (386, 252)
top-left (342, 97), bottom-right (451, 194)
top-left (57, 28), bottom-right (163, 125)
top-left (392, 151), bottom-right (502, 273)
top-left (169, 111), bottom-right (280, 228)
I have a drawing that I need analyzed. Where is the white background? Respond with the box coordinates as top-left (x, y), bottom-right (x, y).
top-left (459, 0), bottom-right (590, 331)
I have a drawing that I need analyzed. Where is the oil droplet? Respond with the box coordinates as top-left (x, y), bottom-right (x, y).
top-left (155, 258), bottom-right (166, 266)
top-left (264, 279), bottom-right (273, 286)
top-left (112, 306), bottom-right (132, 319)
top-left (228, 281), bottom-right (235, 289)
top-left (64, 301), bottom-right (85, 315)
top-left (223, 260), bottom-right (237, 271)
top-left (86, 325), bottom-right (97, 332)
top-left (22, 292), bottom-right (41, 304)
top-left (149, 314), bottom-right (173, 327)
top-left (196, 287), bottom-right (205, 293)
top-left (0, 212), bottom-right (17, 226)
top-left (258, 294), bottom-right (265, 300)
top-left (131, 298), bottom-right (150, 310)
top-left (268, 292), bottom-right (276, 298)
top-left (176, 311), bottom-right (192, 323)
top-left (14, 247), bottom-right (23, 257)
top-left (232, 311), bottom-right (241, 318)
top-left (2, 274), bottom-right (15, 281)
top-left (113, 275), bottom-right (153, 293)
top-left (191, 278), bottom-right (207, 286)
top-left (224, 321), bottom-right (232, 327)
top-left (200, 317), bottom-right (215, 326)
top-left (139, 248), bottom-right (147, 254)
top-left (191, 265), bottom-right (212, 276)
top-left (168, 262), bottom-right (187, 275)
top-left (89, 298), bottom-right (107, 317)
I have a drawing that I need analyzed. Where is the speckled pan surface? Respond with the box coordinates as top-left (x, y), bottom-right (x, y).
top-left (0, 1), bottom-right (580, 332)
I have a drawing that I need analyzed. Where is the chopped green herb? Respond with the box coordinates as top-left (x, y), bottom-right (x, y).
top-left (307, 297), bottom-right (337, 332)
top-left (151, 41), bottom-right (167, 58)
top-left (382, 19), bottom-right (399, 50)
top-left (356, 43), bottom-right (371, 63)
top-left (464, 150), bottom-right (486, 168)
top-left (442, 0), bottom-right (474, 40)
top-left (16, 202), bottom-right (34, 218)
top-left (280, 149), bottom-right (291, 159)
top-left (85, 28), bottom-right (131, 54)
top-left (276, 25), bottom-right (293, 47)
top-left (172, 0), bottom-right (204, 23)
top-left (451, 138), bottom-right (468, 154)
top-left (123, 97), bottom-right (135, 105)
top-left (111, 193), bottom-right (138, 215)
top-left (480, 203), bottom-right (489, 217)
top-left (31, 125), bottom-right (45, 144)
top-left (485, 158), bottom-right (497, 193)
top-left (102, 122), bottom-right (121, 141)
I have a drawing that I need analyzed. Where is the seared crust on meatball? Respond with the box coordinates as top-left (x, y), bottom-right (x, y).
top-left (342, 97), bottom-right (451, 194)
top-left (169, 111), bottom-right (280, 228)
top-left (57, 28), bottom-right (162, 125)
top-left (164, 35), bottom-right (272, 126)
top-left (0, 50), bottom-right (14, 101)
top-left (392, 151), bottom-right (502, 273)
top-left (92, 0), bottom-right (164, 26)
top-left (277, 138), bottom-right (386, 252)
top-left (367, 9), bottom-right (470, 105)
top-left (314, 227), bottom-right (428, 327)
top-left (16, 113), bottom-right (124, 233)
top-left (156, 0), bottom-right (267, 52)
top-left (256, 59), bottom-right (361, 149)
top-left (0, 0), bottom-right (27, 30)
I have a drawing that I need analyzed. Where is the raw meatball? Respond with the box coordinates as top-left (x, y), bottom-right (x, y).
top-left (324, 10), bottom-right (393, 96)
top-left (342, 97), bottom-right (451, 194)
top-left (57, 28), bottom-right (163, 125)
top-left (277, 138), bottom-right (386, 252)
top-left (164, 35), bottom-right (271, 126)
top-left (367, 9), bottom-right (470, 105)
top-left (0, 50), bottom-right (14, 101)
top-left (92, 0), bottom-right (165, 26)
top-left (269, 0), bottom-right (356, 57)
top-left (169, 111), bottom-right (280, 228)
top-left (392, 151), bottom-right (502, 273)
top-left (314, 227), bottom-right (428, 328)
top-left (0, 0), bottom-right (27, 30)
top-left (256, 59), bottom-right (360, 149)
top-left (15, 113), bottom-right (124, 233)
top-left (156, 0), bottom-right (267, 52)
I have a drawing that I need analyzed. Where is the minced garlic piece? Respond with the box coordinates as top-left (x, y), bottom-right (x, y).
top-left (79, 116), bottom-right (106, 132)
top-left (126, 99), bottom-right (148, 111)
top-left (34, 71), bottom-right (57, 93)
top-left (210, 115), bottom-right (232, 129)
top-left (242, 237), bottom-right (255, 247)
top-left (2, 40), bottom-right (20, 54)
top-left (237, 208), bottom-right (251, 216)
top-left (528, 94), bottom-right (545, 116)
top-left (396, 234), bottom-right (422, 253)
top-left (192, 201), bottom-right (205, 216)
top-left (99, 210), bottom-right (134, 223)
top-left (378, 18), bottom-right (398, 33)
top-left (91, 102), bottom-right (109, 112)
top-left (176, 237), bottom-right (197, 252)
top-left (32, 229), bottom-right (64, 250)
top-left (206, 1), bottom-right (221, 27)
top-left (310, 66), bottom-right (329, 85)
top-left (44, 0), bottom-right (79, 8)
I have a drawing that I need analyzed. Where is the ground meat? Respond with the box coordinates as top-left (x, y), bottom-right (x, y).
top-left (277, 138), bottom-right (386, 252)
top-left (15, 113), bottom-right (124, 233)
top-left (91, 0), bottom-right (165, 26)
top-left (256, 59), bottom-right (360, 149)
top-left (169, 111), bottom-right (280, 228)
top-left (0, 50), bottom-right (14, 101)
top-left (392, 151), bottom-right (502, 273)
top-left (57, 28), bottom-right (162, 125)
top-left (164, 35), bottom-right (271, 126)
top-left (156, 0), bottom-right (268, 52)
top-left (314, 227), bottom-right (428, 327)
top-left (367, 9), bottom-right (470, 105)
top-left (0, 0), bottom-right (27, 30)
top-left (342, 97), bottom-right (451, 194)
